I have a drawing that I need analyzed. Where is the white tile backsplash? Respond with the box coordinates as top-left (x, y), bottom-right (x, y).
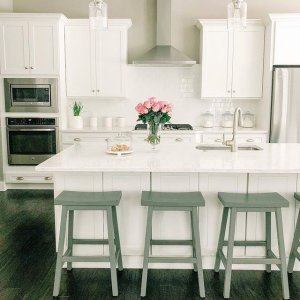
top-left (67, 65), bottom-right (259, 128)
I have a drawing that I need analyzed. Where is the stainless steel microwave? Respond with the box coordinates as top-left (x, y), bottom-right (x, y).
top-left (4, 78), bottom-right (58, 113)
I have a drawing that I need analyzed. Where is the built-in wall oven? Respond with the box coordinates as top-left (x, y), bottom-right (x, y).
top-left (4, 78), bottom-right (58, 113)
top-left (6, 118), bottom-right (59, 165)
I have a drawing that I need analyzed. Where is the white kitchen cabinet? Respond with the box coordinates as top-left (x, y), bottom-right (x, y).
top-left (197, 20), bottom-right (265, 99)
top-left (61, 132), bottom-right (120, 150)
top-left (200, 132), bottom-right (268, 145)
top-left (5, 172), bottom-right (53, 184)
top-left (269, 15), bottom-right (300, 65)
top-left (103, 172), bottom-right (150, 262)
top-left (65, 19), bottom-right (131, 98)
top-left (151, 173), bottom-right (199, 259)
top-left (0, 14), bottom-right (66, 75)
top-left (132, 132), bottom-right (196, 143)
top-left (247, 174), bottom-right (297, 258)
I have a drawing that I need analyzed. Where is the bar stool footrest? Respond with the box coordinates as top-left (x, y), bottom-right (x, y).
top-left (223, 240), bottom-right (267, 247)
top-left (62, 255), bottom-right (110, 263)
top-left (72, 238), bottom-right (109, 245)
top-left (150, 239), bottom-right (193, 246)
top-left (148, 256), bottom-right (196, 264)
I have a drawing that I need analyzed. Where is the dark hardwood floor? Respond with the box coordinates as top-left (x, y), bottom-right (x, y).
top-left (0, 189), bottom-right (300, 300)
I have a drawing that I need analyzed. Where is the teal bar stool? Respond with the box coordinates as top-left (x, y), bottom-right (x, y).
top-left (140, 191), bottom-right (205, 298)
top-left (53, 191), bottom-right (123, 297)
top-left (214, 192), bottom-right (290, 299)
top-left (288, 192), bottom-right (300, 273)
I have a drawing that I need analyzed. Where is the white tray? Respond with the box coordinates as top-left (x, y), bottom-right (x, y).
top-left (106, 149), bottom-right (134, 156)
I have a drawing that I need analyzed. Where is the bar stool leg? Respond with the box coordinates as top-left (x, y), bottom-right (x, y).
top-left (190, 210), bottom-right (197, 272)
top-left (67, 210), bottom-right (74, 271)
top-left (53, 206), bottom-right (68, 297)
top-left (112, 206), bottom-right (123, 271)
top-left (214, 207), bottom-right (229, 272)
top-left (191, 207), bottom-right (205, 298)
top-left (107, 207), bottom-right (119, 297)
top-left (141, 207), bottom-right (153, 297)
top-left (224, 208), bottom-right (237, 299)
top-left (288, 208), bottom-right (300, 273)
top-left (265, 212), bottom-right (272, 273)
top-left (275, 208), bottom-right (290, 300)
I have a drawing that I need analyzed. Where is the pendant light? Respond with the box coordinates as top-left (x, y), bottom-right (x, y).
top-left (89, 0), bottom-right (108, 30)
top-left (227, 0), bottom-right (247, 29)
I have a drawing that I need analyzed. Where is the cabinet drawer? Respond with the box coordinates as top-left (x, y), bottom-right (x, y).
top-left (202, 134), bottom-right (224, 144)
top-left (61, 133), bottom-right (117, 144)
top-left (237, 135), bottom-right (267, 144)
top-left (162, 136), bottom-right (194, 143)
top-left (6, 174), bottom-right (53, 184)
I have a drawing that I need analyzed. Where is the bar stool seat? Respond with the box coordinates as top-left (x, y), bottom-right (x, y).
top-left (53, 190), bottom-right (123, 298)
top-left (141, 191), bottom-right (205, 298)
top-left (215, 192), bottom-right (290, 299)
top-left (288, 192), bottom-right (300, 273)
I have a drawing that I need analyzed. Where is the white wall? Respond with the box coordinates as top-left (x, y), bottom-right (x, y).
top-left (13, 0), bottom-right (300, 62)
top-left (0, 0), bottom-right (13, 12)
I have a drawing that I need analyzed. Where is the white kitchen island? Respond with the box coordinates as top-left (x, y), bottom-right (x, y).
top-left (36, 142), bottom-right (300, 270)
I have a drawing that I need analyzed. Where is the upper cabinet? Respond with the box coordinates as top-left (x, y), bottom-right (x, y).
top-left (65, 19), bottom-right (132, 98)
top-left (197, 20), bottom-right (265, 99)
top-left (269, 14), bottom-right (300, 65)
top-left (0, 14), bottom-right (66, 75)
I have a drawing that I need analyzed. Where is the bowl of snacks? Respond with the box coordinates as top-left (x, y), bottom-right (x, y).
top-left (106, 135), bottom-right (133, 156)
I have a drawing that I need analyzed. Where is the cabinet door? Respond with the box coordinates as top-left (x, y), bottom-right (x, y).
top-left (96, 29), bottom-right (124, 97)
top-left (28, 21), bottom-right (59, 74)
top-left (201, 28), bottom-right (231, 98)
top-left (0, 21), bottom-right (29, 74)
top-left (65, 25), bottom-right (96, 97)
top-left (231, 27), bottom-right (265, 98)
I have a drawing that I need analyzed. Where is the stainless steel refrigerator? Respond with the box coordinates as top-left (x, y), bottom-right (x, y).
top-left (270, 66), bottom-right (300, 143)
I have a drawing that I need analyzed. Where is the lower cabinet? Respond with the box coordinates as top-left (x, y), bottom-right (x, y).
top-left (247, 173), bottom-right (297, 258)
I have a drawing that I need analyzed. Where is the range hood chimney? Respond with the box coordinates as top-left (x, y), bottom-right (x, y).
top-left (132, 0), bottom-right (196, 67)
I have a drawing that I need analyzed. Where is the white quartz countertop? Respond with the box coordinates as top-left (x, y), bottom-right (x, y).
top-left (36, 142), bottom-right (300, 174)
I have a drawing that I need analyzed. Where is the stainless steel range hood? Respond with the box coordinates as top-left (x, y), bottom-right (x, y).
top-left (132, 0), bottom-right (196, 67)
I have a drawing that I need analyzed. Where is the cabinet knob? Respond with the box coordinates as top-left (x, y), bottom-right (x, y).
top-left (246, 139), bottom-right (254, 142)
top-left (30, 66), bottom-right (34, 69)
top-left (92, 90), bottom-right (95, 93)
top-left (74, 138), bottom-right (81, 142)
top-left (232, 90), bottom-right (236, 93)
top-left (214, 139), bottom-right (222, 143)
top-left (44, 176), bottom-right (52, 181)
top-left (227, 90), bottom-right (231, 93)
top-left (16, 177), bottom-right (24, 181)
top-left (175, 138), bottom-right (183, 142)
top-left (97, 90), bottom-right (100, 92)
top-left (25, 67), bottom-right (28, 69)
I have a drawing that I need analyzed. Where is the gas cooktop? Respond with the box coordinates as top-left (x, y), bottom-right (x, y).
top-left (134, 124), bottom-right (193, 131)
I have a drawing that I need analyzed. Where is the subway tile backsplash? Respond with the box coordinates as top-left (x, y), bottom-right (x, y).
top-left (67, 65), bottom-right (259, 128)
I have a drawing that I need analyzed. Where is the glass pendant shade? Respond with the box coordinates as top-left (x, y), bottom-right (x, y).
top-left (227, 0), bottom-right (247, 29)
top-left (89, 0), bottom-right (108, 30)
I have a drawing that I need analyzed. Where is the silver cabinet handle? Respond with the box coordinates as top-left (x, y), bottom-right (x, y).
top-left (92, 90), bottom-right (95, 93)
top-left (105, 138), bottom-right (108, 142)
top-left (214, 139), bottom-right (222, 142)
top-left (44, 176), bottom-right (52, 181)
top-left (97, 89), bottom-right (100, 92)
top-left (246, 139), bottom-right (254, 142)
top-left (74, 138), bottom-right (81, 142)
top-left (30, 66), bottom-right (34, 69)
top-left (175, 138), bottom-right (183, 142)
top-left (25, 66), bottom-right (28, 69)
top-left (227, 90), bottom-right (231, 93)
top-left (232, 90), bottom-right (236, 93)
top-left (16, 177), bottom-right (24, 181)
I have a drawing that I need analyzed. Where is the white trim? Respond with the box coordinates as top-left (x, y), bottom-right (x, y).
top-left (66, 19), bottom-right (132, 29)
top-left (0, 181), bottom-right (6, 191)
top-left (0, 13), bottom-right (68, 22)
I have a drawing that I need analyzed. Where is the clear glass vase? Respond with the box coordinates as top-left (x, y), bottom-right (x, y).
top-left (147, 122), bottom-right (160, 150)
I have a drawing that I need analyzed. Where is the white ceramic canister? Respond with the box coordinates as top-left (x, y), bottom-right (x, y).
top-left (116, 117), bottom-right (126, 128)
top-left (90, 117), bottom-right (98, 129)
top-left (70, 116), bottom-right (83, 129)
top-left (104, 117), bottom-right (113, 128)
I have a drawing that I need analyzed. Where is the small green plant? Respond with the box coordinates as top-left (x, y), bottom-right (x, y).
top-left (73, 101), bottom-right (83, 116)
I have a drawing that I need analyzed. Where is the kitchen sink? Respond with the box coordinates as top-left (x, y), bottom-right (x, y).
top-left (196, 145), bottom-right (263, 151)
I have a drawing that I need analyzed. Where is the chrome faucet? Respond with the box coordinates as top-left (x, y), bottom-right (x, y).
top-left (223, 107), bottom-right (243, 152)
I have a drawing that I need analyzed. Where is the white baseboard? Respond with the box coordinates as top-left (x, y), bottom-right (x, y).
top-left (0, 181), bottom-right (6, 191)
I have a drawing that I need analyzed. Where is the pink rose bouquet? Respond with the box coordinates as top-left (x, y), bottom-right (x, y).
top-left (135, 97), bottom-right (173, 147)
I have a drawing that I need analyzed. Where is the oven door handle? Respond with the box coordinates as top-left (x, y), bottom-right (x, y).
top-left (7, 128), bottom-right (56, 132)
